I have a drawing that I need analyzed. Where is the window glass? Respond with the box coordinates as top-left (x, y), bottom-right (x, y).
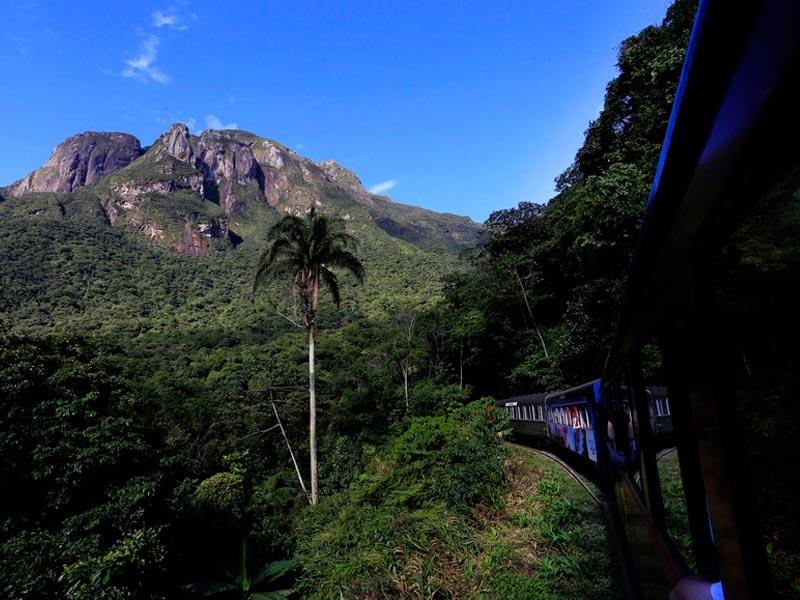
top-left (712, 165), bottom-right (800, 595)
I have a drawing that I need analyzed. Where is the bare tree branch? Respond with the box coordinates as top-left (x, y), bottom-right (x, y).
top-left (239, 424), bottom-right (282, 439)
top-left (515, 268), bottom-right (550, 359)
top-left (274, 308), bottom-right (304, 329)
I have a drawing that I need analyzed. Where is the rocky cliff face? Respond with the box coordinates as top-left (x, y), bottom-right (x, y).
top-left (150, 124), bottom-right (271, 214)
top-left (9, 132), bottom-right (142, 197)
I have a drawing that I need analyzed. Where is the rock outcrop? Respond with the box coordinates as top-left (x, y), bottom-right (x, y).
top-left (176, 218), bottom-right (230, 257)
top-left (109, 169), bottom-right (205, 202)
top-left (9, 132), bottom-right (142, 197)
top-left (150, 124), bottom-right (266, 213)
top-left (318, 160), bottom-right (376, 206)
top-left (195, 130), bottom-right (263, 213)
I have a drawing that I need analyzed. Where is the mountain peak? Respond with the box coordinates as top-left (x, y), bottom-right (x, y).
top-left (8, 131), bottom-right (142, 197)
top-left (157, 123), bottom-right (194, 163)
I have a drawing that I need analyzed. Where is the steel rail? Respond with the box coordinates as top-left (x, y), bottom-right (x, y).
top-left (506, 441), bottom-right (636, 599)
top-left (656, 447), bottom-right (677, 462)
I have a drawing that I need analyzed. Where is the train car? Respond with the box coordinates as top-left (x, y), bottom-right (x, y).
top-left (544, 381), bottom-right (602, 463)
top-left (499, 382), bottom-right (671, 459)
top-left (496, 393), bottom-right (547, 439)
top-left (647, 386), bottom-right (673, 437)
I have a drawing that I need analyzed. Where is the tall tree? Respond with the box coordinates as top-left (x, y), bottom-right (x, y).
top-left (254, 208), bottom-right (364, 505)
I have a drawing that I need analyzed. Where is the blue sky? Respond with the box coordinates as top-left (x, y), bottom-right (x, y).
top-left (1, 0), bottom-right (672, 222)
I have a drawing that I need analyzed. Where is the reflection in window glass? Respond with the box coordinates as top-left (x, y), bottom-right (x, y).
top-left (657, 449), bottom-right (695, 570)
top-left (714, 166), bottom-right (800, 597)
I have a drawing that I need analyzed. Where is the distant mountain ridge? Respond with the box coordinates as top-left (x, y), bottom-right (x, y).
top-left (2, 124), bottom-right (482, 257)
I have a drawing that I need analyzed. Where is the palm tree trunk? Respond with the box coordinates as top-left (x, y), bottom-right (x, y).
top-left (459, 340), bottom-right (463, 390)
top-left (402, 364), bottom-right (409, 411)
top-left (308, 322), bottom-right (319, 505)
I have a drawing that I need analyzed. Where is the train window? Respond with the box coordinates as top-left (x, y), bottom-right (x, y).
top-left (711, 165), bottom-right (800, 594)
top-left (640, 338), bottom-right (696, 570)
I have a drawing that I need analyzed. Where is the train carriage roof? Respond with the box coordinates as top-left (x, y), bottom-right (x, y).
top-left (545, 380), bottom-right (600, 405)
top-left (495, 392), bottom-right (548, 407)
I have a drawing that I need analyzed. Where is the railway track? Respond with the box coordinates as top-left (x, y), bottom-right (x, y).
top-left (506, 442), bottom-right (603, 505)
top-left (656, 447), bottom-right (677, 462)
top-left (507, 441), bottom-right (636, 599)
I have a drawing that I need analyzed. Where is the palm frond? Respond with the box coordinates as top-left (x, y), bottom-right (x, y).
top-left (324, 247), bottom-right (365, 282)
top-left (255, 251), bottom-right (301, 291)
top-left (327, 230), bottom-right (358, 249)
top-left (320, 267), bottom-right (341, 307)
top-left (266, 214), bottom-right (304, 241)
top-left (254, 205), bottom-right (363, 308)
top-left (261, 238), bottom-right (293, 266)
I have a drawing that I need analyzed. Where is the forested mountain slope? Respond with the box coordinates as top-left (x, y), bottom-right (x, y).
top-left (0, 124), bottom-right (482, 339)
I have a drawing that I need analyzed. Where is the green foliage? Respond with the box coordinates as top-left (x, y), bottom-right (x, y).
top-left (60, 527), bottom-right (168, 600)
top-left (297, 443), bottom-right (623, 599)
top-left (254, 206), bottom-right (365, 318)
top-left (0, 336), bottom-right (180, 599)
top-left (181, 538), bottom-right (296, 600)
top-left (295, 401), bottom-right (507, 598)
top-left (193, 473), bottom-right (248, 526)
top-left (657, 452), bottom-right (694, 569)
top-left (408, 380), bottom-right (470, 416)
top-left (479, 452), bottom-right (622, 600)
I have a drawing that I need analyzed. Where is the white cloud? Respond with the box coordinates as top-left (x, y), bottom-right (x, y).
top-left (205, 114), bottom-right (238, 130)
top-left (152, 9), bottom-right (188, 30)
top-left (369, 179), bottom-right (396, 195)
top-left (121, 35), bottom-right (170, 83)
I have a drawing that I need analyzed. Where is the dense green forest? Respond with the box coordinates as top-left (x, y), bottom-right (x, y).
top-left (26, 0), bottom-right (800, 597)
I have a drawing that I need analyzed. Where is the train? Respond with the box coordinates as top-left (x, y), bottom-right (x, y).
top-left (497, 381), bottom-right (672, 466)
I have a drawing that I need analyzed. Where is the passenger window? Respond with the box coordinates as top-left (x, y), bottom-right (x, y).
top-left (712, 167), bottom-right (800, 592)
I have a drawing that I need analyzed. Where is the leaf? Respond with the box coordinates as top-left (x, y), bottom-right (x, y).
top-left (180, 579), bottom-right (240, 597)
top-left (252, 559), bottom-right (296, 585)
top-left (250, 592), bottom-right (289, 600)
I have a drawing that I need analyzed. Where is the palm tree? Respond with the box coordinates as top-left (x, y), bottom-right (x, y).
top-left (254, 207), bottom-right (364, 505)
